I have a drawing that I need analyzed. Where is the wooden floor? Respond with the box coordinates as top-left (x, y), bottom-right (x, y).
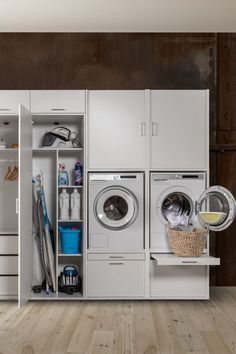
top-left (0, 287), bottom-right (236, 354)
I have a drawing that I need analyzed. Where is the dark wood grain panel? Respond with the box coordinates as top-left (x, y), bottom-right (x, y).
top-left (217, 34), bottom-right (236, 134)
top-left (215, 151), bottom-right (236, 285)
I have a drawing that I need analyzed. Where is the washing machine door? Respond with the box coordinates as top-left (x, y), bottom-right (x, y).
top-left (94, 186), bottom-right (138, 230)
top-left (196, 185), bottom-right (236, 231)
top-left (156, 186), bottom-right (193, 226)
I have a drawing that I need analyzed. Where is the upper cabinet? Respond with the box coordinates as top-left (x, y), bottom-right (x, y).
top-left (31, 90), bottom-right (86, 114)
top-left (150, 90), bottom-right (209, 170)
top-left (0, 91), bottom-right (30, 114)
top-left (88, 90), bottom-right (147, 169)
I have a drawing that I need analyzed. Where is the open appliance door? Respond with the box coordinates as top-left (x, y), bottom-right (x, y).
top-left (196, 185), bottom-right (236, 231)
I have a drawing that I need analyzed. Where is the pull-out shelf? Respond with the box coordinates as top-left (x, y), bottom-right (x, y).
top-left (151, 253), bottom-right (220, 266)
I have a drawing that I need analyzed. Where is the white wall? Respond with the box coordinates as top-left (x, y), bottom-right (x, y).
top-left (0, 0), bottom-right (236, 32)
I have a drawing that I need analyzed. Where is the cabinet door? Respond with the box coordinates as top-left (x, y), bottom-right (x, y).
top-left (150, 90), bottom-right (208, 170)
top-left (18, 105), bottom-right (33, 307)
top-left (31, 90), bottom-right (86, 113)
top-left (88, 91), bottom-right (147, 169)
top-left (0, 91), bottom-right (30, 114)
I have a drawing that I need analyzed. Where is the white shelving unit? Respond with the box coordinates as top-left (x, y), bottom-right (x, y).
top-left (0, 89), bottom-right (226, 304)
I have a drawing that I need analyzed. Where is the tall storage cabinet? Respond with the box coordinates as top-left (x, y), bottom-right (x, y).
top-left (0, 90), bottom-right (86, 306)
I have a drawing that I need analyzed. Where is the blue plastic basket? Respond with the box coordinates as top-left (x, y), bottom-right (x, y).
top-left (59, 227), bottom-right (81, 254)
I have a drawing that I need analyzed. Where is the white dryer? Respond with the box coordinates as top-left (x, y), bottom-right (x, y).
top-left (88, 172), bottom-right (144, 252)
top-left (150, 172), bottom-right (236, 252)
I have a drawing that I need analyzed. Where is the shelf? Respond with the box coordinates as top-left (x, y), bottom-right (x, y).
top-left (58, 253), bottom-right (82, 257)
top-left (58, 220), bottom-right (83, 223)
top-left (33, 148), bottom-right (83, 152)
top-left (58, 292), bottom-right (83, 299)
top-left (58, 185), bottom-right (83, 189)
top-left (151, 253), bottom-right (220, 266)
top-left (0, 148), bottom-right (18, 151)
top-left (31, 290), bottom-right (57, 299)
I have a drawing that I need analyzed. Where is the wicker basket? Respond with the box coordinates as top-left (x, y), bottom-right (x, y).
top-left (167, 227), bottom-right (208, 257)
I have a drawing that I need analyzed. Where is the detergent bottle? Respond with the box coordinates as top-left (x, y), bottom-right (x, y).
top-left (74, 161), bottom-right (82, 186)
top-left (59, 189), bottom-right (70, 220)
top-left (70, 189), bottom-right (81, 220)
top-left (58, 164), bottom-right (69, 186)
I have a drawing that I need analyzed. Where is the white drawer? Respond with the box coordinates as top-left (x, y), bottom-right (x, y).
top-left (0, 256), bottom-right (18, 275)
top-left (87, 253), bottom-right (145, 261)
top-left (0, 276), bottom-right (18, 296)
top-left (0, 236), bottom-right (18, 254)
top-left (31, 90), bottom-right (86, 113)
top-left (87, 260), bottom-right (145, 298)
top-left (150, 261), bottom-right (208, 299)
top-left (0, 90), bottom-right (30, 114)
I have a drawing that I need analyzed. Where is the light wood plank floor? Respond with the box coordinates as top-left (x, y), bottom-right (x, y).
top-left (0, 287), bottom-right (236, 354)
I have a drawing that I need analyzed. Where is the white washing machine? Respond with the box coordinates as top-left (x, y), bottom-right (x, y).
top-left (88, 172), bottom-right (144, 252)
top-left (150, 172), bottom-right (236, 252)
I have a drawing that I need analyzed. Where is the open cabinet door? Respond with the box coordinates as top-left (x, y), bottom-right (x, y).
top-left (18, 104), bottom-right (32, 307)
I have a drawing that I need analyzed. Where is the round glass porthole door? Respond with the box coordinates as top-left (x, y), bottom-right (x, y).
top-left (94, 187), bottom-right (138, 230)
top-left (197, 185), bottom-right (236, 231)
top-left (160, 192), bottom-right (193, 227)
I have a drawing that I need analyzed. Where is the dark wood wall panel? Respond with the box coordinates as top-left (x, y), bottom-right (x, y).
top-left (214, 34), bottom-right (236, 285)
top-left (0, 32), bottom-right (235, 285)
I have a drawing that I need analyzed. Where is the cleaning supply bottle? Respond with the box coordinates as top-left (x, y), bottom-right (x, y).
top-left (59, 189), bottom-right (70, 220)
top-left (58, 163), bottom-right (69, 186)
top-left (74, 161), bottom-right (82, 186)
top-left (70, 189), bottom-right (81, 220)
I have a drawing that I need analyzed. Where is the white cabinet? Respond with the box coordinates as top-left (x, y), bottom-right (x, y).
top-left (150, 261), bottom-right (209, 299)
top-left (150, 90), bottom-right (208, 170)
top-left (88, 90), bottom-right (147, 169)
top-left (87, 254), bottom-right (145, 298)
top-left (88, 90), bottom-right (209, 170)
top-left (0, 91), bottom-right (30, 114)
top-left (31, 90), bottom-right (86, 113)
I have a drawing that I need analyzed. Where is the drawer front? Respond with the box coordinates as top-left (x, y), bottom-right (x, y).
top-left (0, 90), bottom-right (30, 113)
top-left (87, 253), bottom-right (145, 261)
top-left (150, 261), bottom-right (208, 299)
top-left (0, 256), bottom-right (18, 275)
top-left (0, 236), bottom-right (18, 254)
top-left (31, 90), bottom-right (86, 113)
top-left (87, 260), bottom-right (145, 298)
top-left (0, 276), bottom-right (18, 296)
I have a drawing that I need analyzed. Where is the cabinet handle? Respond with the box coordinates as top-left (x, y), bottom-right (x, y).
top-left (51, 108), bottom-right (66, 111)
top-left (108, 262), bottom-right (124, 265)
top-left (109, 256), bottom-right (124, 259)
top-left (151, 122), bottom-right (158, 136)
top-left (140, 122), bottom-right (146, 136)
top-left (181, 261), bottom-right (198, 264)
top-left (16, 198), bottom-right (19, 215)
top-left (0, 108), bottom-right (11, 111)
